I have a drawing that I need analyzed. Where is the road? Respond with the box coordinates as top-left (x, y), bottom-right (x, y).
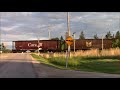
top-left (0, 53), bottom-right (37, 78)
top-left (1, 53), bottom-right (120, 78)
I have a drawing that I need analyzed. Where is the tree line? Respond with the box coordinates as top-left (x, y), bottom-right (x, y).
top-left (79, 31), bottom-right (120, 39)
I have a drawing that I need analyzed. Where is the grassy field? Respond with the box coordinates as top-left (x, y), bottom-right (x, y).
top-left (31, 48), bottom-right (120, 74)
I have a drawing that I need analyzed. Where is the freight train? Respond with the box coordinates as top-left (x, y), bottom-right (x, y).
top-left (12, 39), bottom-right (113, 53)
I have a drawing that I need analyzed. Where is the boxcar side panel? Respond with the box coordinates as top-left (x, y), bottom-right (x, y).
top-left (13, 40), bottom-right (60, 52)
top-left (70, 39), bottom-right (113, 50)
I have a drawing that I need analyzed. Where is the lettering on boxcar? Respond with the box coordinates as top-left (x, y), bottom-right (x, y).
top-left (28, 43), bottom-right (43, 47)
top-left (38, 43), bottom-right (43, 47)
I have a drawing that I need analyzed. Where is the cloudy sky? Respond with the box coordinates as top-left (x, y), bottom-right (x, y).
top-left (0, 12), bottom-right (120, 49)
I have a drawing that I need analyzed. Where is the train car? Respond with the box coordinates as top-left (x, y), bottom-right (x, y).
top-left (70, 39), bottom-right (113, 50)
top-left (12, 40), bottom-right (60, 53)
top-left (12, 39), bottom-right (113, 53)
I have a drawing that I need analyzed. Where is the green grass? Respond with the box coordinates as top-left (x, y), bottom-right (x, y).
top-left (31, 53), bottom-right (120, 74)
top-left (31, 53), bottom-right (49, 63)
top-left (31, 53), bottom-right (67, 69)
top-left (78, 59), bottom-right (120, 73)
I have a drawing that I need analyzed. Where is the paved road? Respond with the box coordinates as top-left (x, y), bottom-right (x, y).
top-left (0, 53), bottom-right (37, 78)
top-left (1, 53), bottom-right (120, 78)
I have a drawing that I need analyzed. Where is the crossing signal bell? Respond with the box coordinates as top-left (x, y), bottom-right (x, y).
top-left (65, 36), bottom-right (73, 45)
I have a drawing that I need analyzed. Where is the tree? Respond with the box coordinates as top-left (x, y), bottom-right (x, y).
top-left (0, 43), bottom-right (11, 53)
top-left (93, 34), bottom-right (99, 39)
top-left (112, 31), bottom-right (120, 48)
top-left (0, 43), bottom-right (5, 50)
top-left (60, 36), bottom-right (64, 41)
top-left (115, 31), bottom-right (120, 39)
top-left (0, 44), bottom-right (2, 50)
top-left (112, 34), bottom-right (115, 39)
top-left (60, 36), bottom-right (65, 51)
top-left (112, 39), bottom-right (120, 48)
top-left (105, 31), bottom-right (113, 39)
top-left (79, 31), bottom-right (85, 39)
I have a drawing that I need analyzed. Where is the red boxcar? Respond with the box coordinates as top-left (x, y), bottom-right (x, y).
top-left (70, 39), bottom-right (113, 50)
top-left (12, 40), bottom-right (60, 52)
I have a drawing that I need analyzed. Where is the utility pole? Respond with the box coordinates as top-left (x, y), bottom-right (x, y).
top-left (72, 32), bottom-right (76, 52)
top-left (49, 29), bottom-right (50, 40)
top-left (0, 17), bottom-right (2, 53)
top-left (67, 12), bottom-right (70, 36)
top-left (37, 36), bottom-right (40, 55)
top-left (66, 12), bottom-right (71, 68)
top-left (67, 12), bottom-right (71, 53)
top-left (102, 35), bottom-right (104, 50)
top-left (48, 26), bottom-right (51, 40)
top-left (119, 15), bottom-right (120, 33)
top-left (0, 30), bottom-right (1, 52)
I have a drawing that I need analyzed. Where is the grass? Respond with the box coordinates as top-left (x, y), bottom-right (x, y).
top-left (37, 48), bottom-right (120, 58)
top-left (31, 53), bottom-right (67, 70)
top-left (31, 48), bottom-right (120, 74)
top-left (31, 53), bottom-right (49, 63)
top-left (78, 59), bottom-right (120, 73)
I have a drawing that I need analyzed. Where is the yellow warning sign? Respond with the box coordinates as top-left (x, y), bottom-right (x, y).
top-left (65, 36), bottom-right (73, 45)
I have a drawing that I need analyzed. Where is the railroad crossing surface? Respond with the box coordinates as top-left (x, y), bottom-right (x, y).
top-left (1, 53), bottom-right (120, 78)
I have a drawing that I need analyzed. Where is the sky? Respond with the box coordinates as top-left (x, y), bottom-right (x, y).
top-left (0, 12), bottom-right (120, 49)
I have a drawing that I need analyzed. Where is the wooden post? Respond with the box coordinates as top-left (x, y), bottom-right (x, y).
top-left (66, 12), bottom-right (71, 68)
